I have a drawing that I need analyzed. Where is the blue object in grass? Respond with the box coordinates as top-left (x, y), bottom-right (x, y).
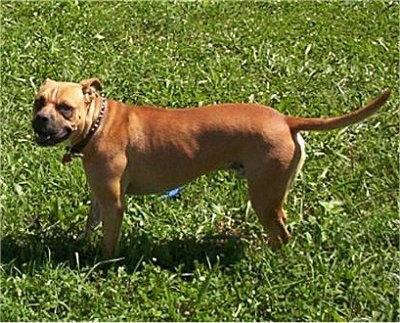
top-left (164, 187), bottom-right (182, 200)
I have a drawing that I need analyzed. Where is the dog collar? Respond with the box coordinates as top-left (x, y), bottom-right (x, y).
top-left (62, 96), bottom-right (107, 164)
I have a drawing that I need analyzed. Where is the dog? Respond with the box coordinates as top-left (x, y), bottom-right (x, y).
top-left (32, 78), bottom-right (391, 259)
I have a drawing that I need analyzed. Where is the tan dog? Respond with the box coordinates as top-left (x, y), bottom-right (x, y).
top-left (32, 78), bottom-right (391, 259)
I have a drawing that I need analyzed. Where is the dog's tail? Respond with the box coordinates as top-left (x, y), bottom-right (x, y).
top-left (286, 89), bottom-right (391, 132)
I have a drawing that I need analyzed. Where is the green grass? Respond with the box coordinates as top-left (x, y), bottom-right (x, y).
top-left (1, 0), bottom-right (398, 321)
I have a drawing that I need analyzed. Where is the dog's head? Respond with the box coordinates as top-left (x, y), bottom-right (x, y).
top-left (32, 78), bottom-right (103, 146)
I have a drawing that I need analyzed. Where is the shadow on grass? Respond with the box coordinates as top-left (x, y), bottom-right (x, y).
top-left (1, 228), bottom-right (245, 274)
top-left (120, 232), bottom-right (245, 274)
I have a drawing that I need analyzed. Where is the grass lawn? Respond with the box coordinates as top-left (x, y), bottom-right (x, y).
top-left (1, 1), bottom-right (398, 321)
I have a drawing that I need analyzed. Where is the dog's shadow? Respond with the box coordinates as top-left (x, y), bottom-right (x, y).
top-left (1, 228), bottom-right (245, 274)
top-left (120, 231), bottom-right (245, 273)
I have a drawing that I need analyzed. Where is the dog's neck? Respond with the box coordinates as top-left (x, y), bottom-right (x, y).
top-left (63, 95), bottom-right (106, 163)
top-left (82, 94), bottom-right (105, 139)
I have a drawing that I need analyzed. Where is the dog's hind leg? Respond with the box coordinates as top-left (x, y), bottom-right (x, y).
top-left (245, 136), bottom-right (304, 249)
top-left (247, 170), bottom-right (292, 249)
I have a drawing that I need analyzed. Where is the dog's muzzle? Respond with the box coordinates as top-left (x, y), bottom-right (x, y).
top-left (32, 114), bottom-right (72, 146)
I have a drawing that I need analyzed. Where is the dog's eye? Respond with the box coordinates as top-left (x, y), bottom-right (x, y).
top-left (57, 104), bottom-right (73, 117)
top-left (33, 96), bottom-right (45, 110)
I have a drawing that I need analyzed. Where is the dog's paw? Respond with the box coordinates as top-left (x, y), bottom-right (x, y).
top-left (265, 228), bottom-right (291, 250)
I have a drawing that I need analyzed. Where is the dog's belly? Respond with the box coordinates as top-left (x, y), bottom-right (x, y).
top-left (124, 141), bottom-right (247, 195)
top-left (125, 157), bottom-right (230, 195)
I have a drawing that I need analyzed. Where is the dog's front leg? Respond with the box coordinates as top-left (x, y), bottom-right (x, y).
top-left (88, 177), bottom-right (125, 260)
top-left (100, 199), bottom-right (124, 259)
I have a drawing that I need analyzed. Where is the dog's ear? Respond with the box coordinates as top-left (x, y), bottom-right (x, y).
top-left (80, 78), bottom-right (103, 103)
top-left (79, 78), bottom-right (103, 93)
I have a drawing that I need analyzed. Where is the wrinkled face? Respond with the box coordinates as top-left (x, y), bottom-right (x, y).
top-left (32, 78), bottom-right (101, 146)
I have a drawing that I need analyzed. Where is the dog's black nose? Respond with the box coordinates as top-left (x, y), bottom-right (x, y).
top-left (33, 113), bottom-right (50, 130)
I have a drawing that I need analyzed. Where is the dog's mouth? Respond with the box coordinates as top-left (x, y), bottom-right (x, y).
top-left (34, 128), bottom-right (72, 146)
